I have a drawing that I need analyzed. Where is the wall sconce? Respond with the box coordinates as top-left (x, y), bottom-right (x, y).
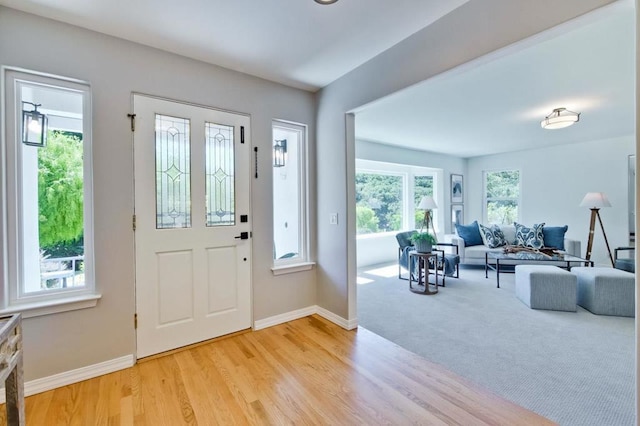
top-left (273, 139), bottom-right (287, 167)
top-left (22, 101), bottom-right (48, 147)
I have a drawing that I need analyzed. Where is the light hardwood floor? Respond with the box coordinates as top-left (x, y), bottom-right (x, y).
top-left (0, 315), bottom-right (554, 425)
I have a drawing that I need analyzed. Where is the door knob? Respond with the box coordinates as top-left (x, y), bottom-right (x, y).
top-left (234, 232), bottom-right (249, 240)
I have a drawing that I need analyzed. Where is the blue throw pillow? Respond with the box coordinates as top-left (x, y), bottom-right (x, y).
top-left (455, 221), bottom-right (483, 247)
top-left (542, 225), bottom-right (568, 250)
top-left (514, 222), bottom-right (545, 249)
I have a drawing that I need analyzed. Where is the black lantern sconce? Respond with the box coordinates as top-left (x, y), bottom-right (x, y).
top-left (273, 139), bottom-right (287, 167)
top-left (22, 101), bottom-right (48, 147)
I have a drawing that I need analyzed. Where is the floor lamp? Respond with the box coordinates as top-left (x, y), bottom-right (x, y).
top-left (417, 196), bottom-right (438, 243)
top-left (580, 192), bottom-right (614, 267)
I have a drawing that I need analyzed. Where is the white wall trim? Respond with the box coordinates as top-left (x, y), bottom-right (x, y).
top-left (0, 354), bottom-right (134, 403)
top-left (254, 305), bottom-right (358, 331)
top-left (253, 306), bottom-right (317, 330)
top-left (316, 306), bottom-right (358, 330)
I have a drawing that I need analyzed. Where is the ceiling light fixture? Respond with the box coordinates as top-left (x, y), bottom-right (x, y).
top-left (540, 107), bottom-right (580, 130)
top-left (314, 0), bottom-right (338, 4)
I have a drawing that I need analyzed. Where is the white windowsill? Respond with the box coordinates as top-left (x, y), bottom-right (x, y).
top-left (0, 293), bottom-right (102, 319)
top-left (356, 231), bottom-right (398, 240)
top-left (271, 262), bottom-right (316, 276)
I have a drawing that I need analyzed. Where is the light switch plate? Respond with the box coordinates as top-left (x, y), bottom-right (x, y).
top-left (329, 213), bottom-right (338, 225)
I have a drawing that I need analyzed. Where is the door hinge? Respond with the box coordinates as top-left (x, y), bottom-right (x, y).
top-left (132, 214), bottom-right (136, 231)
top-left (127, 113), bottom-right (136, 131)
top-left (134, 313), bottom-right (138, 329)
top-left (241, 126), bottom-right (245, 144)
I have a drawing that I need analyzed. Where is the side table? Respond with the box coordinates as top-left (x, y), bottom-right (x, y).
top-left (408, 251), bottom-right (440, 294)
top-left (0, 314), bottom-right (24, 426)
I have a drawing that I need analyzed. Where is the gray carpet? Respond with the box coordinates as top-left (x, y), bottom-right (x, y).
top-left (357, 264), bottom-right (636, 426)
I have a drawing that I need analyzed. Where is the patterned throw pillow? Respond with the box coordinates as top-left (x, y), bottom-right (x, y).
top-left (478, 224), bottom-right (507, 248)
top-left (514, 222), bottom-right (545, 249)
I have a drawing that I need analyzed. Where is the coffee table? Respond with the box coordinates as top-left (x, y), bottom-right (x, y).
top-left (486, 251), bottom-right (593, 288)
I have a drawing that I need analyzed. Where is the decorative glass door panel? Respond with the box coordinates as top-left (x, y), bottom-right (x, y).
top-left (205, 122), bottom-right (235, 227)
top-left (155, 114), bottom-right (191, 229)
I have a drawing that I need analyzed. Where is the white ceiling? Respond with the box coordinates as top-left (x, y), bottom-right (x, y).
top-left (0, 0), bottom-right (468, 91)
top-left (355, 1), bottom-right (636, 158)
top-left (1, 0), bottom-right (634, 159)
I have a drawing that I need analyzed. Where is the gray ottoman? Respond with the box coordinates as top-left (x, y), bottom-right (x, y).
top-left (515, 265), bottom-right (577, 312)
top-left (572, 267), bottom-right (635, 317)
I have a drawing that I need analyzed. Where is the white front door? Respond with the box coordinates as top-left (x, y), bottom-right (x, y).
top-left (133, 95), bottom-right (251, 358)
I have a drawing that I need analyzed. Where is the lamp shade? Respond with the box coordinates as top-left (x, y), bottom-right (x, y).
top-left (417, 196), bottom-right (437, 210)
top-left (541, 108), bottom-right (580, 130)
top-left (579, 192), bottom-right (611, 209)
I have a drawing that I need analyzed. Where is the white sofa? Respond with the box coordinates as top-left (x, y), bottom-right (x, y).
top-left (449, 225), bottom-right (581, 266)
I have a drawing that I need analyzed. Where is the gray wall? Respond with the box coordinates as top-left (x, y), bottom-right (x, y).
top-left (466, 135), bottom-right (635, 266)
top-left (0, 6), bottom-right (317, 381)
top-left (316, 0), bottom-right (616, 320)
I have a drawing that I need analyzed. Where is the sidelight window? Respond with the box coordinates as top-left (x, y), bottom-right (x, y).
top-left (272, 120), bottom-right (309, 268)
top-left (2, 68), bottom-right (96, 315)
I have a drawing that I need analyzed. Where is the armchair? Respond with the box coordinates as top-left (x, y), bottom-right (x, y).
top-left (614, 246), bottom-right (635, 273)
top-left (396, 231), bottom-right (460, 286)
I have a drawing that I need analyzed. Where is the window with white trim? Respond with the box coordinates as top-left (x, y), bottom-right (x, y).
top-left (355, 160), bottom-right (439, 234)
top-left (484, 169), bottom-right (520, 225)
top-left (2, 69), bottom-right (96, 313)
top-left (355, 171), bottom-right (404, 234)
top-left (272, 120), bottom-right (309, 267)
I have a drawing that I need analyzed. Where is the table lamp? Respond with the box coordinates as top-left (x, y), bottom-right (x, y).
top-left (418, 196), bottom-right (437, 242)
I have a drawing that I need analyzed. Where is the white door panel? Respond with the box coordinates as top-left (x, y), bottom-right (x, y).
top-left (134, 95), bottom-right (251, 358)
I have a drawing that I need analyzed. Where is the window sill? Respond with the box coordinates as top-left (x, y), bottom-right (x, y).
top-left (271, 262), bottom-right (316, 276)
top-left (0, 294), bottom-right (102, 319)
top-left (356, 231), bottom-right (399, 240)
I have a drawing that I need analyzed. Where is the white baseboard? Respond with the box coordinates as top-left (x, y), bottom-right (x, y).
top-left (254, 305), bottom-right (358, 331)
top-left (253, 306), bottom-right (317, 330)
top-left (316, 306), bottom-right (358, 330)
top-left (0, 354), bottom-right (134, 403)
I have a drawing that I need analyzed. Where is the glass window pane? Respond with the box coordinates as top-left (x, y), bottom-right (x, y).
top-left (486, 170), bottom-right (520, 198)
top-left (355, 173), bottom-right (403, 235)
top-left (486, 200), bottom-right (518, 225)
top-left (414, 176), bottom-right (434, 203)
top-left (155, 114), bottom-right (191, 229)
top-left (273, 126), bottom-right (301, 260)
top-left (19, 82), bottom-right (86, 294)
top-left (205, 122), bottom-right (235, 227)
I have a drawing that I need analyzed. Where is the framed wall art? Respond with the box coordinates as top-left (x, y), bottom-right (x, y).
top-left (451, 174), bottom-right (463, 204)
top-left (451, 204), bottom-right (464, 231)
